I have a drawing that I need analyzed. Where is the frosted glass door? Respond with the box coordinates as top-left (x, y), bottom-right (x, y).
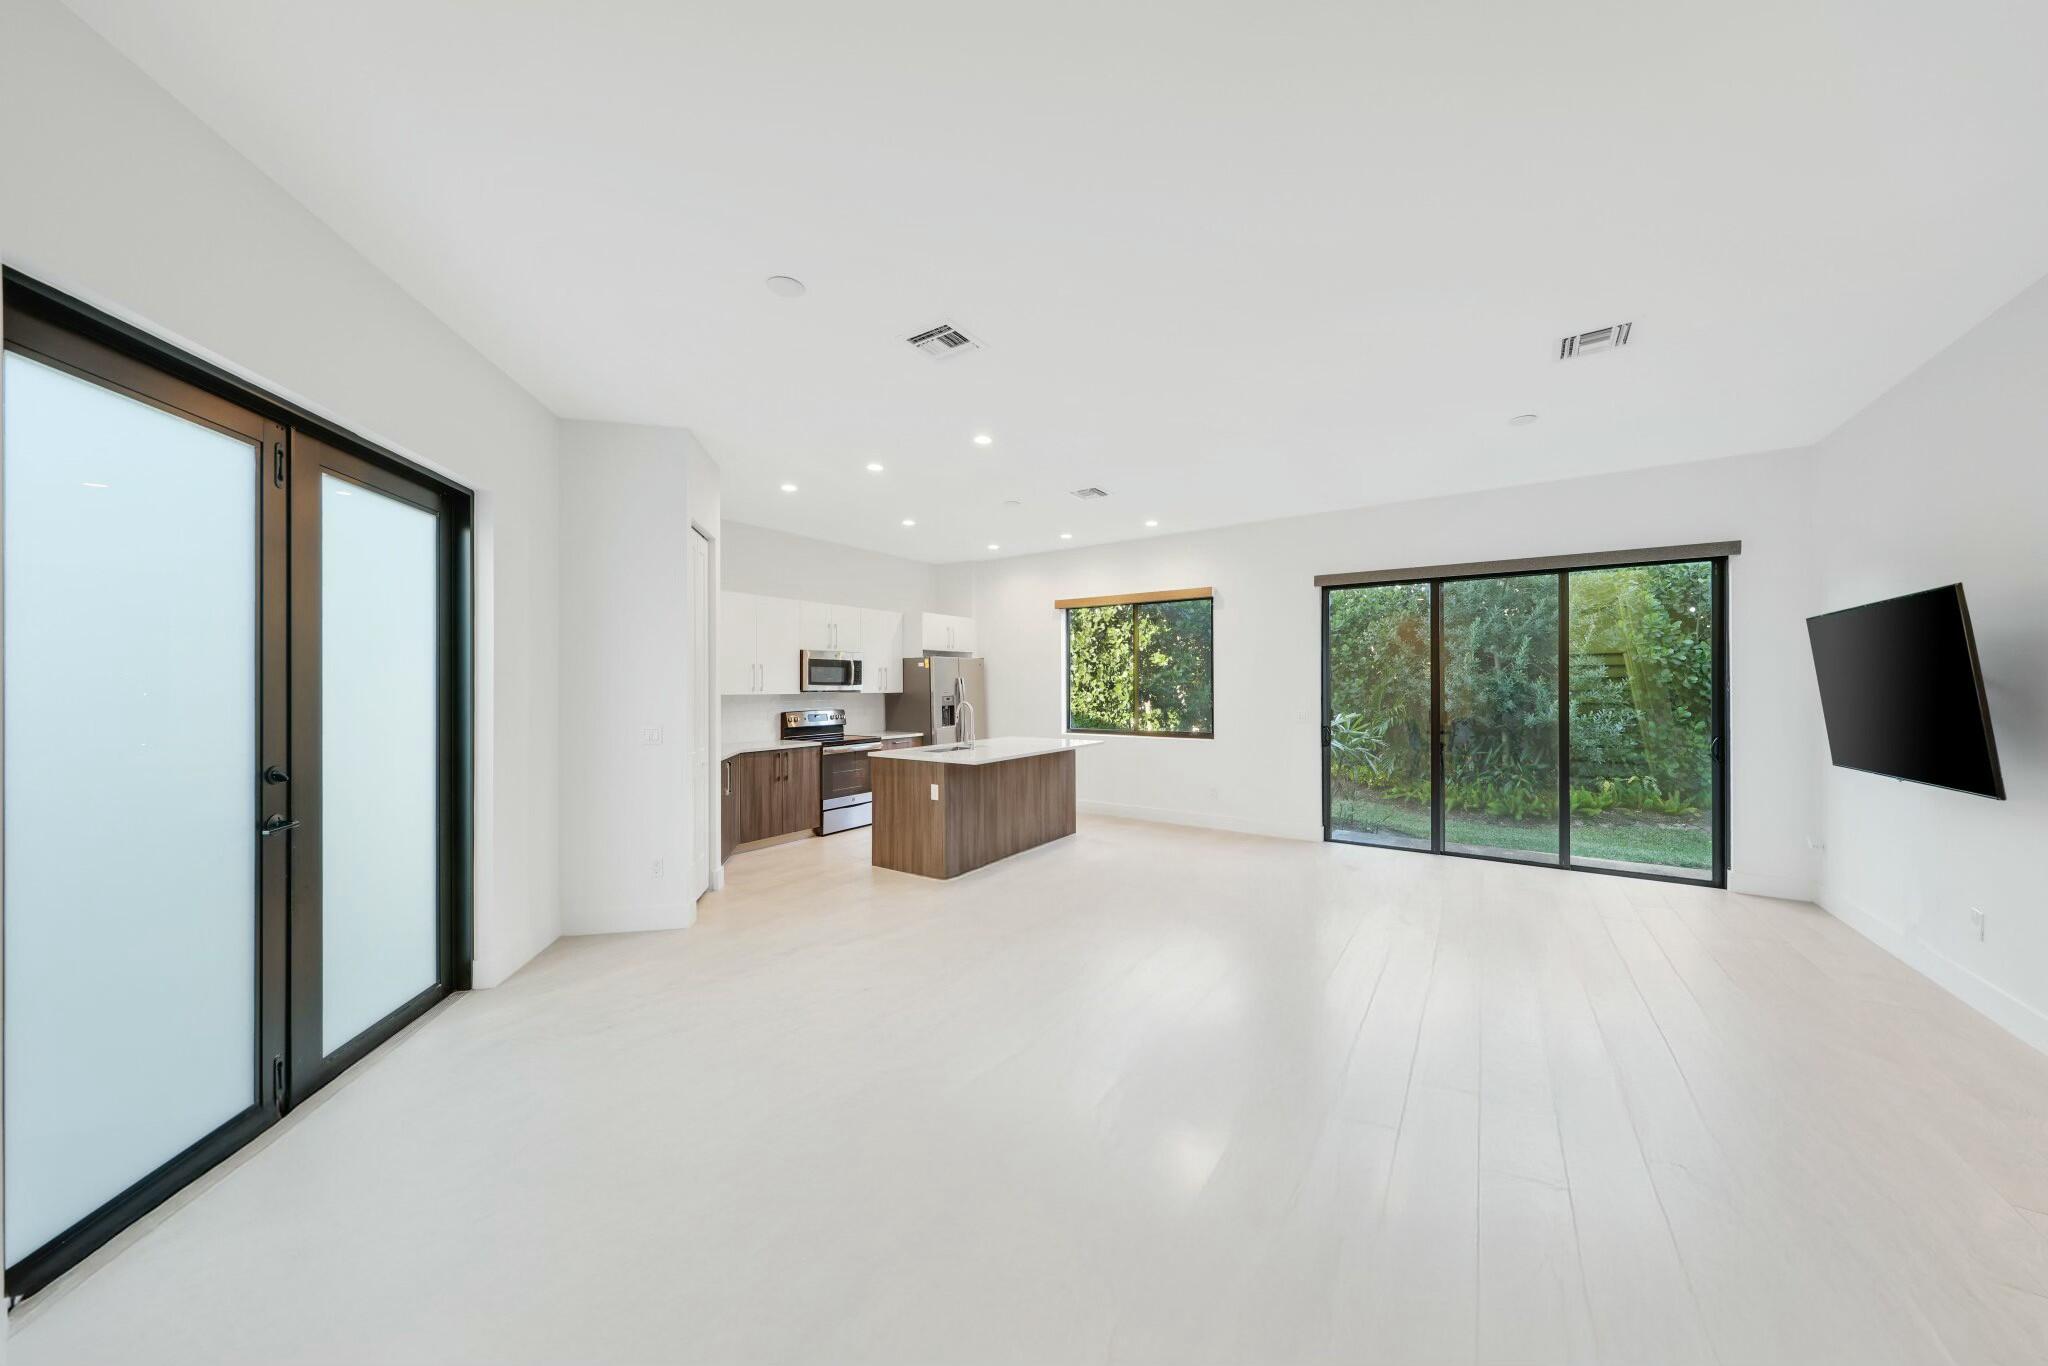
top-left (318, 472), bottom-right (440, 1053)
top-left (2, 351), bottom-right (263, 1265)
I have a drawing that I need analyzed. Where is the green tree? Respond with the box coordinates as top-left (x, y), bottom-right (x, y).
top-left (1067, 603), bottom-right (1134, 730)
top-left (1066, 598), bottom-right (1213, 734)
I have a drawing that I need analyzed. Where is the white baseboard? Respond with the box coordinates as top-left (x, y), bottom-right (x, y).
top-left (559, 901), bottom-right (699, 938)
top-left (1077, 799), bottom-right (1318, 843)
top-left (1728, 869), bottom-right (1817, 902)
top-left (1822, 895), bottom-right (2048, 1055)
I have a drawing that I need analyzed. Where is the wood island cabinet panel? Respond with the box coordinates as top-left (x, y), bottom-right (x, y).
top-left (871, 758), bottom-right (947, 878)
top-left (871, 750), bottom-right (1076, 879)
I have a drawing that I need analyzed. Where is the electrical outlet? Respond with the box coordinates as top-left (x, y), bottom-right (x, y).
top-left (651, 859), bottom-right (665, 879)
top-left (1805, 836), bottom-right (1826, 851)
top-left (1971, 907), bottom-right (1986, 941)
top-left (930, 783), bottom-right (940, 801)
top-left (641, 725), bottom-right (663, 746)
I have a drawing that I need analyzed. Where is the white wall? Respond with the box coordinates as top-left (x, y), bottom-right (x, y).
top-left (1, 0), bottom-right (562, 986)
top-left (721, 519), bottom-right (961, 615)
top-left (557, 422), bottom-right (721, 935)
top-left (950, 450), bottom-right (1825, 899)
top-left (1810, 273), bottom-right (2048, 1051)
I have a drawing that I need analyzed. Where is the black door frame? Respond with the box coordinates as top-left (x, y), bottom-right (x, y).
top-left (1320, 553), bottom-right (1730, 889)
top-left (1, 272), bottom-right (473, 1302)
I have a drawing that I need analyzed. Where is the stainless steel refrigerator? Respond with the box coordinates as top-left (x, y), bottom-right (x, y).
top-left (887, 655), bottom-right (986, 746)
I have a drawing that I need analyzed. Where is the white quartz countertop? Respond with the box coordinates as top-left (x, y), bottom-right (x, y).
top-left (869, 736), bottom-right (1103, 766)
top-left (719, 738), bottom-right (818, 761)
top-left (721, 731), bottom-right (925, 762)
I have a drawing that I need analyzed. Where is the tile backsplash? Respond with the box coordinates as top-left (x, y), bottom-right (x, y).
top-left (722, 692), bottom-right (890, 744)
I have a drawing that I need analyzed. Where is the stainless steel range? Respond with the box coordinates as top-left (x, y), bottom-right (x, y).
top-left (779, 708), bottom-right (884, 835)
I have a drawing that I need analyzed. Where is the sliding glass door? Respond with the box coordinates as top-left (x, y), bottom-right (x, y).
top-left (3, 277), bottom-right (471, 1300)
top-left (1322, 555), bottom-right (1725, 886)
top-left (1442, 574), bottom-right (1560, 863)
top-left (1325, 582), bottom-right (1433, 849)
top-left (1566, 562), bottom-right (1717, 879)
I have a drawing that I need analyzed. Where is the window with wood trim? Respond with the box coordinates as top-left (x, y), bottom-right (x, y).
top-left (1058, 589), bottom-right (1213, 737)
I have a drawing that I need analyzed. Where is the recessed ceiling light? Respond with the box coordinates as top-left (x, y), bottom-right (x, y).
top-left (901, 518), bottom-right (916, 527)
top-left (1144, 519), bottom-right (1159, 528)
top-left (779, 482), bottom-right (798, 493)
top-left (865, 462), bottom-right (885, 472)
top-left (81, 481), bottom-right (110, 489)
top-left (1058, 532), bottom-right (1073, 540)
top-left (972, 433), bottom-right (993, 447)
top-left (1509, 413), bottom-right (1539, 426)
top-left (765, 275), bottom-right (806, 298)
top-left (986, 543), bottom-right (1000, 551)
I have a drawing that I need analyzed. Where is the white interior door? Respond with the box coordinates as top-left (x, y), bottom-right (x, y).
top-left (691, 529), bottom-right (713, 897)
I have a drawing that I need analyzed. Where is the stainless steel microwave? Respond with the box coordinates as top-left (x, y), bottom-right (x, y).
top-left (799, 650), bottom-right (863, 692)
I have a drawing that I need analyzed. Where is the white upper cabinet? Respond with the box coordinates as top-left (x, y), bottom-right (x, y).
top-left (797, 600), bottom-right (862, 652)
top-left (720, 591), bottom-right (801, 695)
top-left (859, 608), bottom-right (904, 693)
top-left (717, 591), bottom-right (760, 695)
top-left (920, 611), bottom-right (976, 654)
top-left (723, 593), bottom-right (927, 694)
top-left (756, 595), bottom-right (801, 694)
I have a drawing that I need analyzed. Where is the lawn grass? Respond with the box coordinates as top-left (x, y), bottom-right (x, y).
top-left (1331, 792), bottom-right (1709, 872)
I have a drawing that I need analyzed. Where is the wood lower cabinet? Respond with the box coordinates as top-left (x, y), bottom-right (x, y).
top-left (719, 758), bottom-right (739, 864)
top-left (729, 746), bottom-right (820, 851)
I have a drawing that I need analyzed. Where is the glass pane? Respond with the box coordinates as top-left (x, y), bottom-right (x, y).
top-left (1568, 563), bottom-right (1715, 879)
top-left (1326, 583), bottom-right (1432, 849)
top-left (1135, 598), bottom-right (1213, 735)
top-left (1441, 575), bottom-right (1560, 863)
top-left (3, 353), bottom-right (257, 1263)
top-left (321, 474), bottom-right (439, 1053)
top-left (1066, 602), bottom-right (1133, 732)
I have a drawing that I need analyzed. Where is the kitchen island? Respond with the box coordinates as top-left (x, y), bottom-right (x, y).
top-left (869, 737), bottom-right (1100, 878)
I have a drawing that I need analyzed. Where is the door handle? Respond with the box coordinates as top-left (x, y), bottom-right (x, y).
top-left (260, 814), bottom-right (301, 837)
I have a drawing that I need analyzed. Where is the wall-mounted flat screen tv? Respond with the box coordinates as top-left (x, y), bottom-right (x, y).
top-left (1806, 584), bottom-right (2004, 799)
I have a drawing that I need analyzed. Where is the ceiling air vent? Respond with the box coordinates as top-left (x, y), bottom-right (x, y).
top-left (905, 322), bottom-right (983, 361)
top-left (1558, 322), bottom-right (1633, 359)
top-left (1070, 487), bottom-right (1109, 500)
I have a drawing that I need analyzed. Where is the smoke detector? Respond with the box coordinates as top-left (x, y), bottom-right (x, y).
top-left (1558, 322), bottom-right (1633, 359)
top-left (1070, 487), bottom-right (1109, 500)
top-left (905, 322), bottom-right (983, 361)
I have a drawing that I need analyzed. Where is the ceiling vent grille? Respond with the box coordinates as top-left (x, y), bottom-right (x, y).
top-left (906, 322), bottom-right (983, 360)
top-left (1070, 487), bottom-right (1109, 500)
top-left (1558, 322), bottom-right (1633, 359)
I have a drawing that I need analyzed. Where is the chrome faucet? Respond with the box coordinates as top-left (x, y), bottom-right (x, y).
top-left (956, 691), bottom-right (976, 747)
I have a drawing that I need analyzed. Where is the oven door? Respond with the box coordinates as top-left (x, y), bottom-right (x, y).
top-left (801, 650), bottom-right (862, 691)
top-left (818, 743), bottom-right (877, 834)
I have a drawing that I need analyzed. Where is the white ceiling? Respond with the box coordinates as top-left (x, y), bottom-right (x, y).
top-left (61, 0), bottom-right (2048, 563)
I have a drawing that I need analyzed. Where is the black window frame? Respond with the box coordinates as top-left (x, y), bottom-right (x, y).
top-left (1, 270), bottom-right (475, 1303)
top-left (1318, 552), bottom-right (1730, 889)
top-left (1062, 594), bottom-right (1215, 739)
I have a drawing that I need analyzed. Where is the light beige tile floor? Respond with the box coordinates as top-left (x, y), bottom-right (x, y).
top-left (10, 817), bottom-right (2048, 1364)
